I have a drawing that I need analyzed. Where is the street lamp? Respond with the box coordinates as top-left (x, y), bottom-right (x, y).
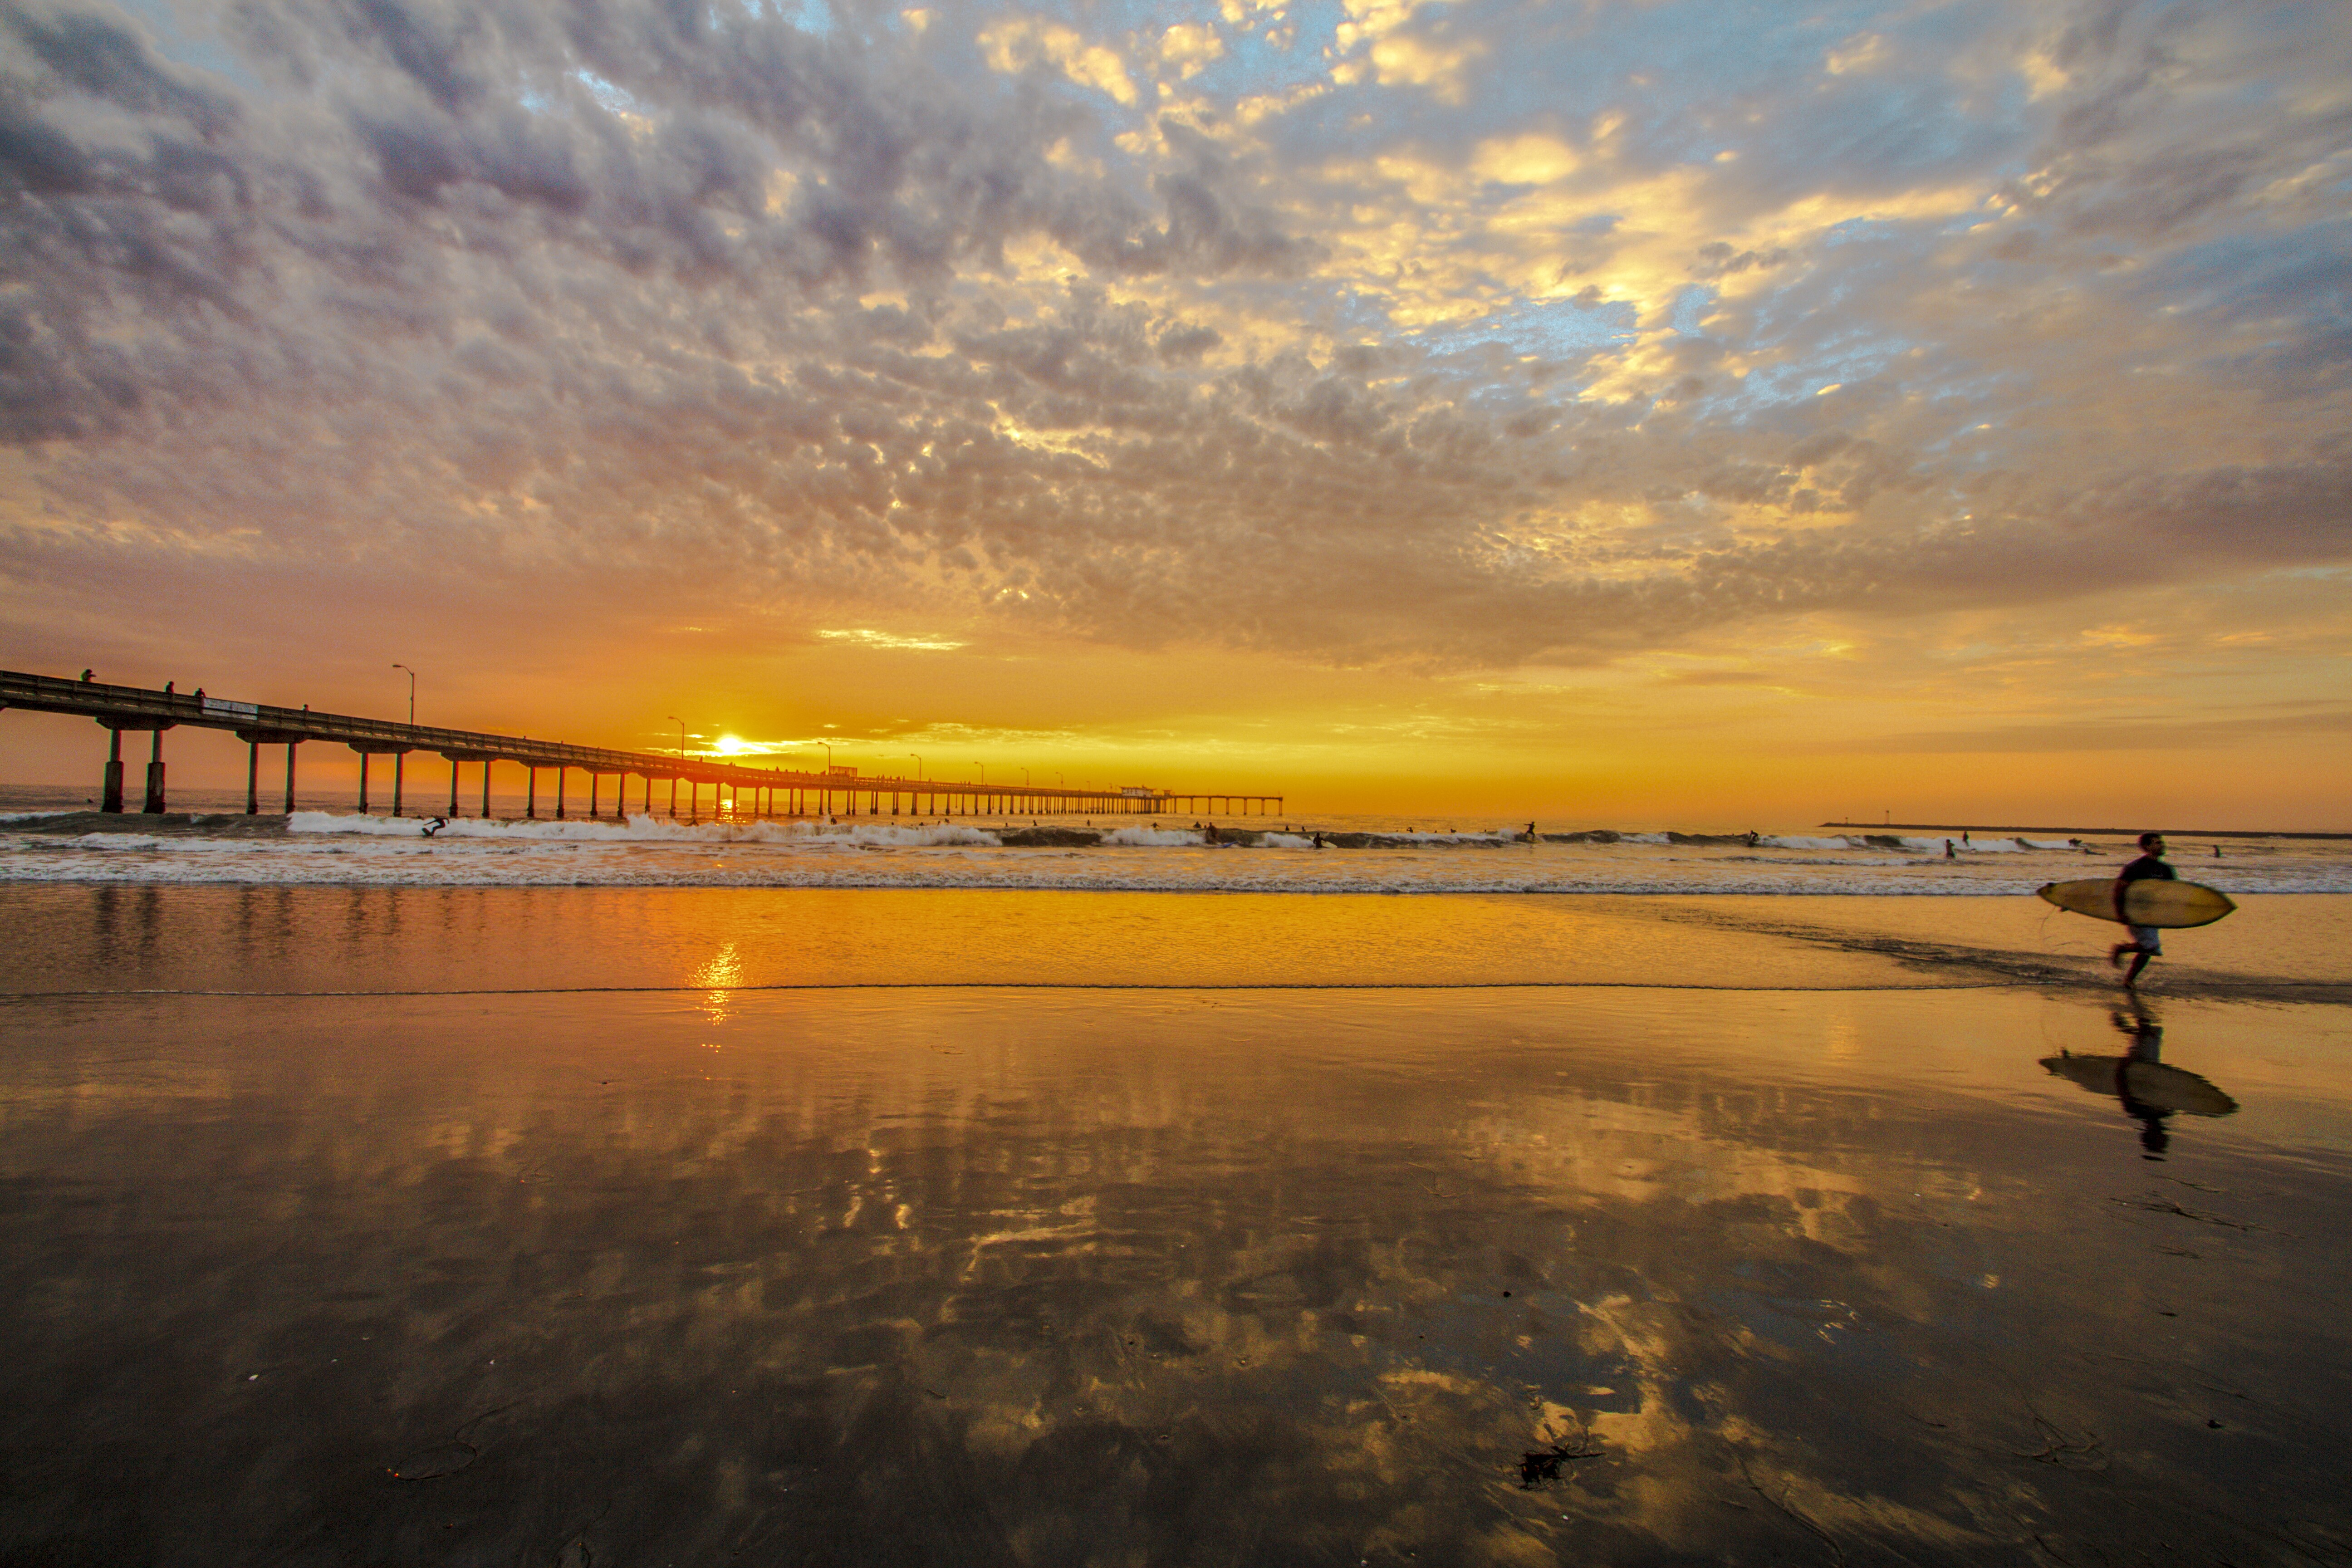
top-left (972, 761), bottom-right (986, 783)
top-left (821, 741), bottom-right (833, 772)
top-left (908, 753), bottom-right (924, 779)
top-left (1053, 771), bottom-right (1064, 787)
top-left (1019, 768), bottom-right (1030, 786)
top-left (668, 716), bottom-right (687, 759)
top-left (392, 663), bottom-right (416, 725)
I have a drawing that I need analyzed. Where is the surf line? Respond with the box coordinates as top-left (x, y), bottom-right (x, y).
top-left (1, 979), bottom-right (2026, 999)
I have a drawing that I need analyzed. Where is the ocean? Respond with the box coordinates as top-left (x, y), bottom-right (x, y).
top-left (3, 790), bottom-right (2347, 898)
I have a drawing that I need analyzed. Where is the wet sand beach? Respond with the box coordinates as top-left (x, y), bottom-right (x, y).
top-left (2, 886), bottom-right (2349, 1564)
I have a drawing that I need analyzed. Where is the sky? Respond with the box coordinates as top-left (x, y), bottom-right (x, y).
top-left (0, 0), bottom-right (2346, 826)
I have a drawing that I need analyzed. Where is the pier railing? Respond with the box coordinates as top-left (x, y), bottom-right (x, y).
top-left (0, 669), bottom-right (1283, 819)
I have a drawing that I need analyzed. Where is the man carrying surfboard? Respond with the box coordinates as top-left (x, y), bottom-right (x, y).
top-left (2109, 833), bottom-right (2174, 987)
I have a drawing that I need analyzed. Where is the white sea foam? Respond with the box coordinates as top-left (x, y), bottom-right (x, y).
top-left (2, 811), bottom-right (2342, 895)
top-left (287, 810), bottom-right (1000, 847)
top-left (1101, 827), bottom-right (1202, 846)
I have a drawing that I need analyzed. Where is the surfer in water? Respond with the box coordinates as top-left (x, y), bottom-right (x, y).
top-left (2108, 832), bottom-right (2173, 987)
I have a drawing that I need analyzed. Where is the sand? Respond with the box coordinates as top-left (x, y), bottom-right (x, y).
top-left (1, 885), bottom-right (2348, 1564)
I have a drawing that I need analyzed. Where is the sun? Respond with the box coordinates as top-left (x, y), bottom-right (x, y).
top-left (713, 733), bottom-right (752, 756)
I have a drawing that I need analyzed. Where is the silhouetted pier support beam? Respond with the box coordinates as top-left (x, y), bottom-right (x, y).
top-left (525, 767), bottom-right (538, 818)
top-left (95, 719), bottom-right (174, 813)
top-left (231, 728), bottom-right (310, 815)
top-left (348, 742), bottom-right (407, 816)
top-left (392, 753), bottom-right (405, 817)
top-left (440, 751), bottom-right (495, 818)
top-left (556, 766), bottom-right (567, 820)
top-left (103, 725), bottom-right (125, 813)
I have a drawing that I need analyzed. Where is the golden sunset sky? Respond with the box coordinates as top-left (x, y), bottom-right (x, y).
top-left (1, 0), bottom-right (2346, 824)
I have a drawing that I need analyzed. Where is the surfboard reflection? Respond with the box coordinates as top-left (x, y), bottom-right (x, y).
top-left (2039, 1004), bottom-right (2239, 1160)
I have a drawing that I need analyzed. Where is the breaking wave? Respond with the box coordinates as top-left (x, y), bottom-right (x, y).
top-left (0, 809), bottom-right (2340, 895)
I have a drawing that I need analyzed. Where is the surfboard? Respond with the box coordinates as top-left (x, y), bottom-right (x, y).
top-left (2035, 877), bottom-right (2236, 929)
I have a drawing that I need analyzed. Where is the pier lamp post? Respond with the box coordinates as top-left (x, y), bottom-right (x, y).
top-left (1020, 768), bottom-right (1030, 786)
top-left (908, 754), bottom-right (923, 779)
top-left (390, 664), bottom-right (417, 817)
top-left (972, 762), bottom-right (986, 783)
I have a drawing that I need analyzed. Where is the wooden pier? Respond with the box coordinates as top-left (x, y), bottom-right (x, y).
top-left (0, 670), bottom-right (1283, 820)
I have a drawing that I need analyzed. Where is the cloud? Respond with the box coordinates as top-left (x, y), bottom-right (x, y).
top-left (0, 0), bottom-right (2345, 685)
top-left (818, 627), bottom-right (967, 651)
top-left (1806, 706), bottom-right (2352, 755)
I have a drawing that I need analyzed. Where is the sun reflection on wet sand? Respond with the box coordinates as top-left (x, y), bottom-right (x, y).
top-left (693, 939), bottom-right (742, 1025)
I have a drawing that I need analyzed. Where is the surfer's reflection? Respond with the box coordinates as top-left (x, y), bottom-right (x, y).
top-left (2039, 1003), bottom-right (2239, 1160)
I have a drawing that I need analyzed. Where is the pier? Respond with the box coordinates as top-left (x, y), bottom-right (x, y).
top-left (0, 671), bottom-right (1283, 820)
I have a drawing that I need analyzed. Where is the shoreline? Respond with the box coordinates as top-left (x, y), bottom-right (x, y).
top-left (4, 883), bottom-right (2342, 1004)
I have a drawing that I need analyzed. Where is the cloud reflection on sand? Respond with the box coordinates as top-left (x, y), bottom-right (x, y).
top-left (3, 980), bottom-right (2347, 1563)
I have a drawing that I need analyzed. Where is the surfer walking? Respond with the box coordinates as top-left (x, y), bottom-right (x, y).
top-left (2108, 833), bottom-right (2174, 987)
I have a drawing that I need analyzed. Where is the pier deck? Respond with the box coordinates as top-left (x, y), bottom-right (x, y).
top-left (0, 671), bottom-right (1281, 820)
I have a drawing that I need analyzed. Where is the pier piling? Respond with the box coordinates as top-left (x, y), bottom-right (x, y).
top-left (143, 730), bottom-right (165, 814)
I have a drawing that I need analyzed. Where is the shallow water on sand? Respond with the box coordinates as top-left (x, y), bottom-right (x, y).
top-left (1, 888), bottom-right (2348, 1565)
top-left (2, 884), bottom-right (2346, 998)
